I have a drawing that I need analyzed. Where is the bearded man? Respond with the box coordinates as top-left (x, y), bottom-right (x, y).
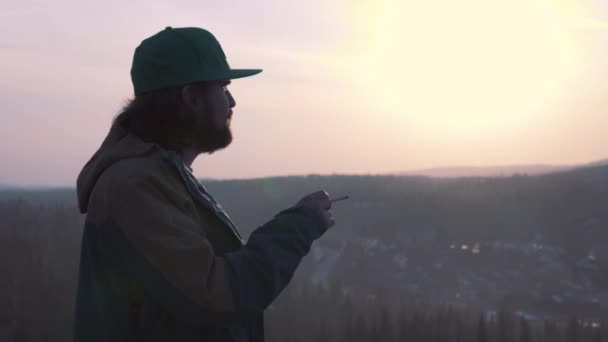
top-left (74, 26), bottom-right (335, 342)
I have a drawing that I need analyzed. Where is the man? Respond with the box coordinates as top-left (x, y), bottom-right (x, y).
top-left (74, 26), bottom-right (335, 342)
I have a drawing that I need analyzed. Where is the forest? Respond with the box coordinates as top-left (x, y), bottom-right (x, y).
top-left (1, 164), bottom-right (607, 341)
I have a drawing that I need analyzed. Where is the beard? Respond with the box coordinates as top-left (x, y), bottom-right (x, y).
top-left (188, 110), bottom-right (233, 154)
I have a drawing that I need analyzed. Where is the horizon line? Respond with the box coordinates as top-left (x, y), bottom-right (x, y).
top-left (1, 157), bottom-right (606, 189)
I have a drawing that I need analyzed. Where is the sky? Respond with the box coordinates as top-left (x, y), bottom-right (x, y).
top-left (2, 0), bottom-right (608, 186)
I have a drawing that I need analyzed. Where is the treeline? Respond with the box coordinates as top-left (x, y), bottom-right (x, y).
top-left (266, 281), bottom-right (607, 342)
top-left (0, 199), bottom-right (82, 341)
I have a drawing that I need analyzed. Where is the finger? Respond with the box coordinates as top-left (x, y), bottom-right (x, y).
top-left (311, 190), bottom-right (330, 200)
top-left (325, 211), bottom-right (336, 228)
top-left (320, 198), bottom-right (331, 211)
top-left (302, 190), bottom-right (329, 202)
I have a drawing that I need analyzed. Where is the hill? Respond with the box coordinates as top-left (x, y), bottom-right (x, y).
top-left (399, 164), bottom-right (570, 178)
top-left (1, 163), bottom-right (607, 321)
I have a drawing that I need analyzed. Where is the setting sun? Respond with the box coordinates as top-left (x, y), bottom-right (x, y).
top-left (2, 0), bottom-right (608, 185)
top-left (338, 0), bottom-right (590, 137)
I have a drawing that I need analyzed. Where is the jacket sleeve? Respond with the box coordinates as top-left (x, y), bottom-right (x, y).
top-left (224, 205), bottom-right (327, 312)
top-left (107, 171), bottom-right (327, 318)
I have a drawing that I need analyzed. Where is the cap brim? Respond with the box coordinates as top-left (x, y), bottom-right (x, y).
top-left (227, 69), bottom-right (263, 79)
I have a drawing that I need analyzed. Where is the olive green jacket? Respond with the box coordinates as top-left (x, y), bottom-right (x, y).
top-left (74, 123), bottom-right (327, 341)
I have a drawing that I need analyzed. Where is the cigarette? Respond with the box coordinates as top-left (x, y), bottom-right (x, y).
top-left (329, 195), bottom-right (349, 203)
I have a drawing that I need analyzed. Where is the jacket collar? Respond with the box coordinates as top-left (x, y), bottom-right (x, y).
top-left (164, 151), bottom-right (244, 245)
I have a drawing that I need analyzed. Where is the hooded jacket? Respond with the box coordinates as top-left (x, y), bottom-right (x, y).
top-left (74, 123), bottom-right (327, 342)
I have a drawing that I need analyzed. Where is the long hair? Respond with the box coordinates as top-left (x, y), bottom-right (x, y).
top-left (113, 83), bottom-right (209, 151)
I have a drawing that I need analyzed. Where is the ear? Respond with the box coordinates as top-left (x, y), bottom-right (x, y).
top-left (181, 85), bottom-right (202, 109)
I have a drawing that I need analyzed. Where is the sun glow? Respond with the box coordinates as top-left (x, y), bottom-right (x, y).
top-left (340, 0), bottom-right (590, 137)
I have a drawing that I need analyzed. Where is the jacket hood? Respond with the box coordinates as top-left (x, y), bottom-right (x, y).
top-left (76, 123), bottom-right (162, 214)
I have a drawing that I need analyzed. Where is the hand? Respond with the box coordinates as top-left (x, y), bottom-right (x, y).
top-left (295, 190), bottom-right (335, 229)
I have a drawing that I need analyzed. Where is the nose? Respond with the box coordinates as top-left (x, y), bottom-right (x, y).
top-left (227, 90), bottom-right (236, 108)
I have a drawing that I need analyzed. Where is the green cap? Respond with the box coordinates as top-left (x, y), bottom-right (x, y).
top-left (130, 26), bottom-right (262, 95)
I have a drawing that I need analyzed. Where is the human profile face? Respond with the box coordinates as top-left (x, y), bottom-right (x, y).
top-left (181, 80), bottom-right (236, 153)
top-left (205, 80), bottom-right (236, 130)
